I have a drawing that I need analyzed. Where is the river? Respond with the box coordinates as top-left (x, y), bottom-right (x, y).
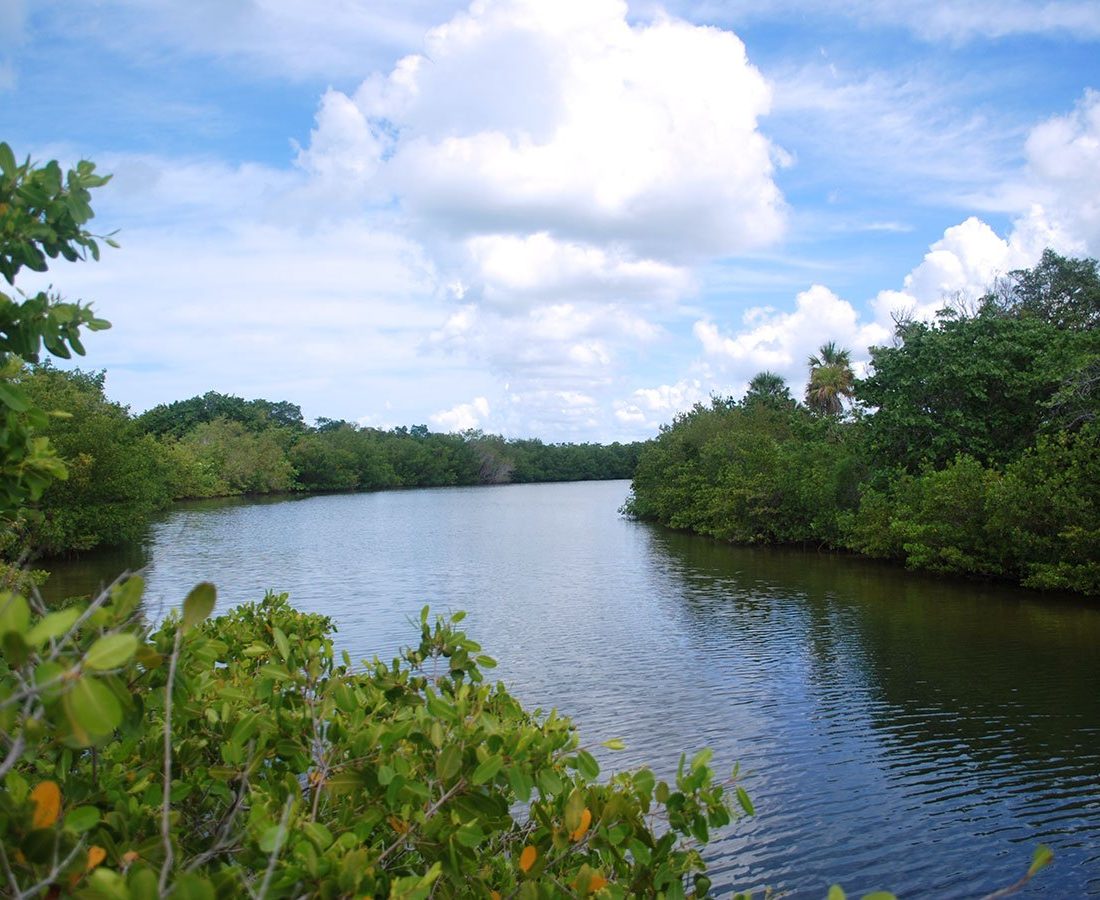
top-left (43, 479), bottom-right (1100, 898)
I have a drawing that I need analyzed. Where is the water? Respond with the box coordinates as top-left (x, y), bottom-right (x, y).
top-left (43, 480), bottom-right (1100, 897)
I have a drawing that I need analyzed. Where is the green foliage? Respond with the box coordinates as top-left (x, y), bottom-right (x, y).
top-left (0, 583), bottom-right (743, 897)
top-left (136, 391), bottom-right (305, 439)
top-left (996, 248), bottom-right (1100, 331)
top-left (12, 365), bottom-right (174, 555)
top-left (625, 399), bottom-right (862, 547)
top-left (628, 259), bottom-right (1100, 597)
top-left (885, 455), bottom-right (1006, 577)
top-left (991, 423), bottom-right (1100, 593)
top-left (856, 303), bottom-right (1093, 472)
top-left (178, 418), bottom-right (296, 496)
top-left (0, 143), bottom-right (113, 518)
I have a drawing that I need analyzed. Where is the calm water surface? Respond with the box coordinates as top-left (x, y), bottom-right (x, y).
top-left (45, 481), bottom-right (1100, 898)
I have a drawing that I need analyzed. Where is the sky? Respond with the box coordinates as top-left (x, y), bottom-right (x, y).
top-left (2, 0), bottom-right (1099, 441)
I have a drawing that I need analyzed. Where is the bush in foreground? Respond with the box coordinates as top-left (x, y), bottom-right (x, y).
top-left (0, 582), bottom-right (744, 898)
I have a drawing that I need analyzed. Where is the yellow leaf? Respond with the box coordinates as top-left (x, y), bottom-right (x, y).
top-left (588, 874), bottom-right (609, 893)
top-left (30, 781), bottom-right (61, 829)
top-left (519, 845), bottom-right (537, 873)
top-left (122, 850), bottom-right (140, 866)
top-left (86, 846), bottom-right (107, 872)
top-left (570, 808), bottom-right (592, 842)
top-left (491, 893), bottom-right (502, 900)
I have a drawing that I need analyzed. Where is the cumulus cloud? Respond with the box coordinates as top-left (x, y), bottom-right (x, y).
top-left (1024, 89), bottom-right (1100, 254)
top-left (428, 302), bottom-right (660, 379)
top-left (695, 285), bottom-right (889, 390)
top-left (299, 0), bottom-right (785, 262)
top-left (465, 233), bottom-right (693, 308)
top-left (614, 379), bottom-right (706, 429)
top-left (431, 396), bottom-right (490, 432)
top-left (870, 90), bottom-right (1100, 326)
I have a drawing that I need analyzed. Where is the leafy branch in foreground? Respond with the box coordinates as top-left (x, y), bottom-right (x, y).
top-left (0, 142), bottom-right (113, 520)
top-left (0, 584), bottom-right (747, 898)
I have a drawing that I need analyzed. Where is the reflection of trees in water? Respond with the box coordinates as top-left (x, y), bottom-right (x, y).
top-left (640, 523), bottom-right (1100, 775)
top-left (39, 541), bottom-right (150, 604)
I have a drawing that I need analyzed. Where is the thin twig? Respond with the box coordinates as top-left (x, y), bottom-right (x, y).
top-left (256, 797), bottom-right (294, 900)
top-left (185, 766), bottom-right (252, 872)
top-left (159, 626), bottom-right (183, 894)
top-left (17, 839), bottom-right (84, 900)
top-left (0, 841), bottom-right (23, 897)
top-left (377, 777), bottom-right (467, 865)
top-left (0, 730), bottom-right (26, 780)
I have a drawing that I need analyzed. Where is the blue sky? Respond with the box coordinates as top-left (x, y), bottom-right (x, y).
top-left (3, 0), bottom-right (1099, 439)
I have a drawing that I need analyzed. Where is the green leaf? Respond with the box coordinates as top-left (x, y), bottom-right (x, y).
top-left (63, 805), bottom-right (101, 833)
top-left (1028, 844), bottom-right (1054, 877)
top-left (471, 754), bottom-right (503, 785)
top-left (455, 821), bottom-right (486, 848)
top-left (2, 631), bottom-right (29, 667)
top-left (84, 633), bottom-right (139, 670)
top-left (0, 142), bottom-right (15, 175)
top-left (507, 766), bottom-right (534, 803)
top-left (182, 582), bottom-right (216, 632)
top-left (0, 592), bottom-right (30, 637)
top-left (64, 676), bottom-right (122, 741)
top-left (601, 738), bottom-right (627, 751)
top-left (827, 887), bottom-right (847, 900)
top-left (0, 381), bottom-right (31, 412)
top-left (273, 626), bottom-right (290, 660)
top-left (691, 747), bottom-right (714, 769)
top-left (436, 744), bottom-right (462, 782)
top-left (859, 893), bottom-right (897, 900)
top-left (575, 750), bottom-right (600, 779)
top-left (736, 786), bottom-right (754, 816)
top-left (26, 606), bottom-right (83, 646)
top-left (110, 576), bottom-right (144, 617)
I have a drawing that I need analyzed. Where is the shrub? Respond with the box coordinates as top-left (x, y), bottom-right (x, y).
top-left (0, 583), bottom-right (745, 898)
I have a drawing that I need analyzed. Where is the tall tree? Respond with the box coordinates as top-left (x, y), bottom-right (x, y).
top-left (743, 371), bottom-right (795, 409)
top-left (805, 342), bottom-right (854, 416)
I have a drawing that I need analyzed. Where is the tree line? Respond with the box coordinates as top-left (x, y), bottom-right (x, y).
top-left (2, 369), bottom-right (644, 558)
top-left (625, 250), bottom-right (1100, 596)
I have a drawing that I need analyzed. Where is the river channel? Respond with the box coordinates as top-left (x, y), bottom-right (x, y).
top-left (43, 479), bottom-right (1100, 897)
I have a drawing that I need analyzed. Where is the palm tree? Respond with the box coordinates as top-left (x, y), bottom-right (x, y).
top-left (743, 371), bottom-right (794, 408)
top-left (805, 342), bottom-right (854, 415)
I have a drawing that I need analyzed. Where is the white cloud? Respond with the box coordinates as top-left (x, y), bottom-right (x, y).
top-left (1024, 89), bottom-right (1100, 254)
top-left (767, 63), bottom-right (1017, 206)
top-left (431, 396), bottom-right (490, 432)
top-left (871, 90), bottom-right (1100, 326)
top-left (301, 0), bottom-right (785, 262)
top-left (465, 232), bottom-right (692, 308)
top-left (614, 379), bottom-right (706, 428)
top-left (696, 284), bottom-right (889, 389)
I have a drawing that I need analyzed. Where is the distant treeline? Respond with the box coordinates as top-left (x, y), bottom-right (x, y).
top-left (624, 250), bottom-right (1100, 596)
top-left (3, 375), bottom-right (643, 558)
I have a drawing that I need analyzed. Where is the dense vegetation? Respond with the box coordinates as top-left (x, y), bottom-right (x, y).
top-left (3, 360), bottom-right (641, 559)
top-left (626, 250), bottom-right (1100, 596)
